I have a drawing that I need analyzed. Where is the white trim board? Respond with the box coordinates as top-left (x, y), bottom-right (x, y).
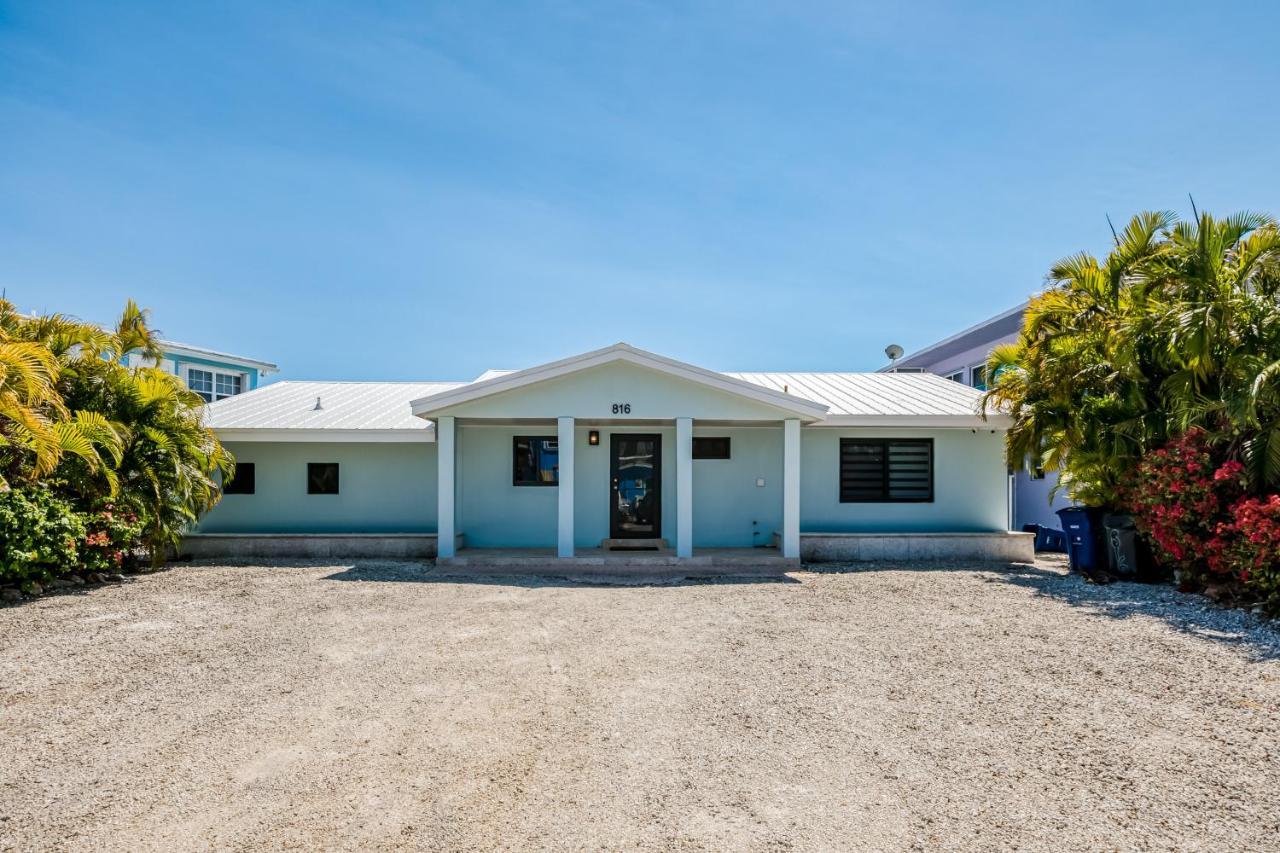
top-left (214, 428), bottom-right (435, 443)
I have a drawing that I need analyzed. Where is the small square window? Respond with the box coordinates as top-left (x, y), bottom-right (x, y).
top-left (513, 437), bottom-right (558, 486)
top-left (692, 437), bottom-right (731, 459)
top-left (307, 463), bottom-right (339, 495)
top-left (223, 463), bottom-right (255, 495)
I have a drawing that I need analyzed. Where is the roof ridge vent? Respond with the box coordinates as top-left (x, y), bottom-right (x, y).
top-left (313, 396), bottom-right (323, 411)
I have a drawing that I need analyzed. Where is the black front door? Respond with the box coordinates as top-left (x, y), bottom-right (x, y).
top-left (610, 434), bottom-right (661, 538)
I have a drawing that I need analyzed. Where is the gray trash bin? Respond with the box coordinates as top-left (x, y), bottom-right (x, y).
top-left (1104, 513), bottom-right (1140, 577)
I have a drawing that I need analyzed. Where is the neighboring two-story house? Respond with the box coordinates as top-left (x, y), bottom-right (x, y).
top-left (123, 340), bottom-right (278, 402)
top-left (879, 302), bottom-right (1069, 532)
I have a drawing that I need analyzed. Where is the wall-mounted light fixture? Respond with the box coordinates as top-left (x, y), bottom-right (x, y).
top-left (588, 430), bottom-right (600, 446)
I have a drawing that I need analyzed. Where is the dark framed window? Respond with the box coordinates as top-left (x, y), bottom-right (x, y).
top-left (692, 437), bottom-right (731, 459)
top-left (307, 462), bottom-right (340, 495)
top-left (839, 439), bottom-right (933, 503)
top-left (513, 436), bottom-right (558, 486)
top-left (223, 463), bottom-right (255, 495)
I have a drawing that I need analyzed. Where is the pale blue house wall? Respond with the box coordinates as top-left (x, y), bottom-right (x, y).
top-left (456, 424), bottom-right (786, 549)
top-left (799, 427), bottom-right (1008, 532)
top-left (692, 427), bottom-right (783, 547)
top-left (198, 426), bottom-right (1006, 541)
top-left (456, 426), bottom-right (562, 548)
top-left (198, 441), bottom-right (437, 533)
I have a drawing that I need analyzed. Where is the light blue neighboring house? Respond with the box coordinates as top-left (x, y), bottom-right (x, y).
top-left (122, 339), bottom-right (279, 402)
top-left (187, 343), bottom-right (1034, 565)
top-left (878, 303), bottom-right (1070, 533)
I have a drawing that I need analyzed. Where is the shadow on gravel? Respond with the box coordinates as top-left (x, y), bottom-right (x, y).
top-left (993, 562), bottom-right (1280, 663)
top-left (321, 562), bottom-right (800, 588)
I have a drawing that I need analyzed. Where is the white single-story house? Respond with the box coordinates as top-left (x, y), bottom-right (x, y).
top-left (188, 344), bottom-right (1032, 566)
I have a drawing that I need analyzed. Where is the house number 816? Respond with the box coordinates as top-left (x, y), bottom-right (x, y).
top-left (612, 403), bottom-right (631, 414)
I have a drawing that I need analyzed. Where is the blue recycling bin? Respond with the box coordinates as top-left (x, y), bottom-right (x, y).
top-left (1056, 506), bottom-right (1105, 571)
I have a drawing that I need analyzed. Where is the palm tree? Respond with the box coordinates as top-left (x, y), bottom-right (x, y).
top-left (984, 211), bottom-right (1173, 506)
top-left (0, 299), bottom-right (122, 489)
top-left (985, 208), bottom-right (1280, 505)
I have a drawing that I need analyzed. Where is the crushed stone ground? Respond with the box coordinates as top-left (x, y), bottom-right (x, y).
top-left (2, 556), bottom-right (1278, 851)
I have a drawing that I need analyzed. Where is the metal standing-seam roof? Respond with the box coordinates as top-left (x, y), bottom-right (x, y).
top-left (725, 372), bottom-right (996, 423)
top-left (205, 380), bottom-right (465, 434)
top-left (204, 363), bottom-right (1004, 437)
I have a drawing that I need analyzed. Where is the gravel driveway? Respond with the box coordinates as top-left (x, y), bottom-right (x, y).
top-left (2, 557), bottom-right (1279, 851)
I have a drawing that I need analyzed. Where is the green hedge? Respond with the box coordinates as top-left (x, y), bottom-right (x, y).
top-left (0, 485), bottom-right (144, 587)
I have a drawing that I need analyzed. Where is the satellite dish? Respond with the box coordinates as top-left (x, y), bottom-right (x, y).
top-left (884, 343), bottom-right (904, 361)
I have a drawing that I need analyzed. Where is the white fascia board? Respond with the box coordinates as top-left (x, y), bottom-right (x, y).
top-left (409, 342), bottom-right (829, 420)
top-left (811, 414), bottom-right (1013, 429)
top-left (159, 341), bottom-right (280, 374)
top-left (214, 428), bottom-right (435, 443)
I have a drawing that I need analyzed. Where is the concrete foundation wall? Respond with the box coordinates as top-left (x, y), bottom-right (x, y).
top-left (181, 533), bottom-right (451, 559)
top-left (801, 532), bottom-right (1034, 563)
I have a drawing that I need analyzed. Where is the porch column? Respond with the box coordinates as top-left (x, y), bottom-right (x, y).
top-left (437, 416), bottom-right (456, 559)
top-left (782, 418), bottom-right (800, 559)
top-left (557, 416), bottom-right (574, 558)
top-left (676, 416), bottom-right (693, 558)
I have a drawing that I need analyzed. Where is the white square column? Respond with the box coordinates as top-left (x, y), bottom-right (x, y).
top-left (676, 416), bottom-right (693, 558)
top-left (557, 416), bottom-right (575, 558)
top-left (437, 416), bottom-right (456, 559)
top-left (782, 418), bottom-right (800, 559)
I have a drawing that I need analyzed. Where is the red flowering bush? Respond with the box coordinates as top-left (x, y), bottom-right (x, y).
top-left (79, 503), bottom-right (145, 576)
top-left (1127, 430), bottom-right (1245, 582)
top-left (1207, 496), bottom-right (1280, 614)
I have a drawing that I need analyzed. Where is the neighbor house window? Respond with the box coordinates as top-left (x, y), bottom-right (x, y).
top-left (692, 437), bottom-right (731, 459)
top-left (969, 364), bottom-right (987, 391)
top-left (513, 437), bottom-right (558, 485)
top-left (187, 369), bottom-right (214, 402)
top-left (944, 370), bottom-right (964, 383)
top-left (186, 367), bottom-right (246, 402)
top-left (839, 438), bottom-right (933, 503)
top-left (223, 463), bottom-right (255, 495)
top-left (307, 463), bottom-right (340, 494)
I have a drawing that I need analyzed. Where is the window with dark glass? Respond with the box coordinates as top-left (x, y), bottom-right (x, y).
top-left (970, 364), bottom-right (987, 391)
top-left (513, 437), bottom-right (558, 486)
top-left (692, 437), bottom-right (731, 459)
top-left (839, 438), bottom-right (933, 502)
top-left (223, 463), bottom-right (255, 495)
top-left (307, 462), bottom-right (340, 494)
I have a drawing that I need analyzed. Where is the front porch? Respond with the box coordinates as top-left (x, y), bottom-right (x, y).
top-left (434, 415), bottom-right (803, 562)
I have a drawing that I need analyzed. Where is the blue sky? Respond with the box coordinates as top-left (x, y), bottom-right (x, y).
top-left (3, 2), bottom-right (1278, 380)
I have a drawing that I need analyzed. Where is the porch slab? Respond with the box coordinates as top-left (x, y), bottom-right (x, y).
top-left (799, 531), bottom-right (1035, 563)
top-left (435, 547), bottom-right (798, 576)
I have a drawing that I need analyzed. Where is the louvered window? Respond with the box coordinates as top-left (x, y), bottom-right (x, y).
top-left (839, 439), bottom-right (933, 503)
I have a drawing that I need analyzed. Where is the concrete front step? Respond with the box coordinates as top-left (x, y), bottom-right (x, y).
top-left (435, 547), bottom-right (798, 576)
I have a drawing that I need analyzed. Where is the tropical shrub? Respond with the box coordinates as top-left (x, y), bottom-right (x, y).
top-left (79, 503), bottom-right (145, 575)
top-left (0, 297), bottom-right (233, 591)
top-left (984, 209), bottom-right (1280, 507)
top-left (0, 485), bottom-right (85, 585)
top-left (1206, 498), bottom-right (1280, 614)
top-left (1127, 430), bottom-right (1245, 582)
